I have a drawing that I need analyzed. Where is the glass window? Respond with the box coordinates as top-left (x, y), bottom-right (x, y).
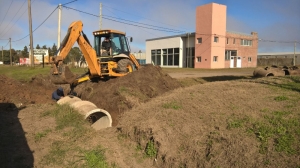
top-left (163, 55), bottom-right (168, 65)
top-left (248, 57), bottom-right (252, 62)
top-left (214, 36), bottom-right (219, 43)
top-left (162, 49), bottom-right (167, 54)
top-left (174, 54), bottom-right (179, 65)
top-left (168, 48), bottom-right (173, 54)
top-left (174, 48), bottom-right (179, 53)
top-left (226, 38), bottom-right (229, 44)
top-left (233, 38), bottom-right (235, 44)
top-left (197, 38), bottom-right (202, 43)
top-left (213, 56), bottom-right (218, 62)
top-left (197, 57), bottom-right (201, 62)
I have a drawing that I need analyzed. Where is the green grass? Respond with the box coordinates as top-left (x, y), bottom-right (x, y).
top-left (34, 129), bottom-right (52, 142)
top-left (0, 65), bottom-right (86, 81)
top-left (41, 105), bottom-right (116, 167)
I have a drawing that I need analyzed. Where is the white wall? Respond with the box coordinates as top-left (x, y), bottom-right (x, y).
top-left (146, 36), bottom-right (183, 67)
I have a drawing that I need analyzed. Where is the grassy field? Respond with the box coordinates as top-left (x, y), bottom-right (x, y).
top-left (0, 65), bottom-right (87, 81)
top-left (0, 65), bottom-right (299, 167)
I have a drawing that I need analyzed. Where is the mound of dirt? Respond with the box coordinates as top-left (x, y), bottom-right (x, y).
top-left (70, 65), bottom-right (182, 126)
top-left (114, 81), bottom-right (300, 168)
top-left (0, 74), bottom-right (56, 106)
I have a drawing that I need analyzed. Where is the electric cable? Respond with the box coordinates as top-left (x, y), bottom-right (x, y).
top-left (62, 5), bottom-right (185, 33)
top-left (12, 5), bottom-right (58, 42)
top-left (0, 0), bottom-right (13, 29)
top-left (0, 0), bottom-right (27, 37)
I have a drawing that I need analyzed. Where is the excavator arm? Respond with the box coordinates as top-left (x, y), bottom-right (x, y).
top-left (50, 21), bottom-right (100, 84)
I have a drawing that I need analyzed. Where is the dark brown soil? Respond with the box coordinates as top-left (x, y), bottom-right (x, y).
top-left (69, 64), bottom-right (182, 126)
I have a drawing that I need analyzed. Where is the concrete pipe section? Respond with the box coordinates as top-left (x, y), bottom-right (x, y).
top-left (57, 96), bottom-right (112, 130)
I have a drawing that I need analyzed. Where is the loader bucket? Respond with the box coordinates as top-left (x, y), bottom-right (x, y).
top-left (50, 65), bottom-right (77, 84)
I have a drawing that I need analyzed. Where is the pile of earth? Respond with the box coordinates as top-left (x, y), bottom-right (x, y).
top-left (0, 74), bottom-right (56, 108)
top-left (67, 64), bottom-right (182, 125)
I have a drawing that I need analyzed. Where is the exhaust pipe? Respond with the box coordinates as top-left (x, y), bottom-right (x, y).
top-left (57, 96), bottom-right (112, 130)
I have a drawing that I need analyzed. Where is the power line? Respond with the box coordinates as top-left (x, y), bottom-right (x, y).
top-left (103, 14), bottom-right (184, 33)
top-left (0, 0), bottom-right (36, 39)
top-left (62, 5), bottom-right (185, 33)
top-left (12, 5), bottom-right (59, 42)
top-left (0, 0), bottom-right (14, 29)
top-left (0, 0), bottom-right (27, 37)
top-left (102, 4), bottom-right (191, 32)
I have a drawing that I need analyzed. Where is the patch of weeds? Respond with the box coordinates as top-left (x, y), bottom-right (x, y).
top-left (228, 103), bottom-right (238, 110)
top-left (274, 95), bottom-right (288, 101)
top-left (227, 117), bottom-right (249, 129)
top-left (42, 141), bottom-right (68, 165)
top-left (40, 110), bottom-right (51, 117)
top-left (250, 110), bottom-right (299, 155)
top-left (34, 129), bottom-right (51, 142)
top-left (50, 105), bottom-right (88, 131)
top-left (80, 147), bottom-right (113, 168)
top-left (162, 101), bottom-right (182, 110)
top-left (145, 139), bottom-right (157, 158)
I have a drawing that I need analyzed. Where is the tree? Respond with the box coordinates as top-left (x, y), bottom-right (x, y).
top-left (65, 47), bottom-right (82, 64)
top-left (22, 46), bottom-right (29, 58)
top-left (42, 45), bottom-right (47, 49)
top-left (48, 47), bottom-right (52, 56)
top-left (51, 43), bottom-right (58, 56)
top-left (36, 44), bottom-right (41, 49)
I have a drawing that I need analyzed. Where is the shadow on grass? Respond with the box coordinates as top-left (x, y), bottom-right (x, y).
top-left (202, 75), bottom-right (252, 82)
top-left (0, 103), bottom-right (33, 167)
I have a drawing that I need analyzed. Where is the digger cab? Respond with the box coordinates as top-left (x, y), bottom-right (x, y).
top-left (93, 29), bottom-right (132, 57)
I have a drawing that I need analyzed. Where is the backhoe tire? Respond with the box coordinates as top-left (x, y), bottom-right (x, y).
top-left (117, 59), bottom-right (134, 73)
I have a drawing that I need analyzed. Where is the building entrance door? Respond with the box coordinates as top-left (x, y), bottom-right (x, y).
top-left (230, 56), bottom-right (241, 68)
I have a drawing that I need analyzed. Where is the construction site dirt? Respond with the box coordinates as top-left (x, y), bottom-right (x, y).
top-left (0, 65), bottom-right (299, 168)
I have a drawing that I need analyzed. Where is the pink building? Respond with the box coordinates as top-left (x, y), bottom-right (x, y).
top-left (146, 2), bottom-right (258, 69)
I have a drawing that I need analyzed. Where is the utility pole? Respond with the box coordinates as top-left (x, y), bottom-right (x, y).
top-left (99, 3), bottom-right (102, 30)
top-left (57, 4), bottom-right (62, 50)
top-left (9, 38), bottom-right (12, 66)
top-left (2, 46), bottom-right (3, 63)
top-left (28, 0), bottom-right (34, 66)
top-left (187, 33), bottom-right (189, 68)
top-left (294, 41), bottom-right (296, 66)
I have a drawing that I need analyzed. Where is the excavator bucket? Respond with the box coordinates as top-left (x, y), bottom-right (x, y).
top-left (50, 65), bottom-right (77, 84)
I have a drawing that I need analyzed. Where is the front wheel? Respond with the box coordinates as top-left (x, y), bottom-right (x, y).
top-left (117, 59), bottom-right (134, 73)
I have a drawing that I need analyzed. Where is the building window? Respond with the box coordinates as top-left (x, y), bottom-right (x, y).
top-left (214, 36), bottom-right (219, 43)
top-left (213, 56), bottom-right (218, 62)
top-left (197, 56), bottom-right (201, 62)
top-left (248, 57), bottom-right (252, 62)
top-left (162, 48), bottom-right (179, 66)
top-left (241, 39), bottom-right (253, 46)
top-left (225, 51), bottom-right (230, 60)
top-left (233, 38), bottom-right (235, 44)
top-left (226, 38), bottom-right (229, 44)
top-left (151, 49), bottom-right (161, 65)
top-left (197, 38), bottom-right (202, 43)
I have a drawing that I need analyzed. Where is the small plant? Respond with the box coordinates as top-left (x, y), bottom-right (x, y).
top-left (145, 140), bottom-right (157, 158)
top-left (34, 129), bottom-right (51, 142)
top-left (82, 147), bottom-right (109, 168)
top-left (274, 95), bottom-right (288, 101)
top-left (162, 101), bottom-right (181, 110)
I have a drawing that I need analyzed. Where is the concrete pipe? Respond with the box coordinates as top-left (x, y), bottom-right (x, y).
top-left (253, 68), bottom-right (274, 77)
top-left (57, 96), bottom-right (112, 130)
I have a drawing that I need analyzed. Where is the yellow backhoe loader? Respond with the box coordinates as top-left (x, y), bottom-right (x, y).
top-left (50, 20), bottom-right (140, 89)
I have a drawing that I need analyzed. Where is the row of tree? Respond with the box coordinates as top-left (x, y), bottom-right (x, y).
top-left (1, 43), bottom-right (82, 64)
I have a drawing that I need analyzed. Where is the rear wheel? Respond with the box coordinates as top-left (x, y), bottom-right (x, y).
top-left (117, 59), bottom-right (134, 73)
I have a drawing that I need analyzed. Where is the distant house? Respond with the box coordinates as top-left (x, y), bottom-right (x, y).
top-left (146, 3), bottom-right (258, 69)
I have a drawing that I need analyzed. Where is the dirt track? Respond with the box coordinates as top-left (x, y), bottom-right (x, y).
top-left (0, 65), bottom-right (299, 167)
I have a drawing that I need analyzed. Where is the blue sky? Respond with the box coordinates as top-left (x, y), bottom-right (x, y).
top-left (0, 0), bottom-right (299, 53)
